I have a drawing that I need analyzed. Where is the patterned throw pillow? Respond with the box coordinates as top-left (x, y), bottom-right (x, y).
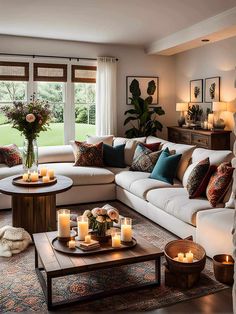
top-left (72, 141), bottom-right (104, 167)
top-left (186, 158), bottom-right (210, 198)
top-left (206, 162), bottom-right (234, 207)
top-left (0, 144), bottom-right (22, 167)
top-left (130, 143), bottom-right (162, 172)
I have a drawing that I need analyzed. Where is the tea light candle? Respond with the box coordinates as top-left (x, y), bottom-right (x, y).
top-left (84, 234), bottom-right (91, 244)
top-left (186, 251), bottom-right (194, 263)
top-left (112, 233), bottom-right (121, 248)
top-left (121, 217), bottom-right (132, 242)
top-left (47, 169), bottom-right (55, 179)
top-left (68, 240), bottom-right (76, 249)
top-left (57, 209), bottom-right (70, 238)
top-left (77, 216), bottom-right (89, 241)
top-left (40, 167), bottom-right (47, 177)
top-left (177, 253), bottom-right (184, 262)
top-left (30, 171), bottom-right (39, 182)
top-left (42, 176), bottom-right (50, 183)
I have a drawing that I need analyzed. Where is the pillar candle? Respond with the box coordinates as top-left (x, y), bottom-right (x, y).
top-left (85, 234), bottom-right (91, 243)
top-left (177, 253), bottom-right (184, 262)
top-left (186, 251), bottom-right (194, 263)
top-left (47, 169), bottom-right (55, 179)
top-left (57, 209), bottom-right (70, 238)
top-left (22, 173), bottom-right (29, 182)
top-left (77, 216), bottom-right (88, 241)
top-left (30, 171), bottom-right (39, 182)
top-left (40, 167), bottom-right (47, 177)
top-left (42, 176), bottom-right (50, 183)
top-left (112, 233), bottom-right (121, 248)
top-left (121, 217), bottom-right (132, 242)
top-left (68, 240), bottom-right (76, 249)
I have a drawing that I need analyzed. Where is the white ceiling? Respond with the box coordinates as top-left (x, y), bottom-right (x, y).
top-left (0, 0), bottom-right (236, 47)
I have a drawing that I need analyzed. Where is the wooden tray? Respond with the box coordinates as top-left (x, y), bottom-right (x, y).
top-left (12, 175), bottom-right (57, 187)
top-left (51, 237), bottom-right (137, 256)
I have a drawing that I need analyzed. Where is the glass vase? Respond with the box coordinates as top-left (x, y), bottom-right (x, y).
top-left (22, 138), bottom-right (38, 172)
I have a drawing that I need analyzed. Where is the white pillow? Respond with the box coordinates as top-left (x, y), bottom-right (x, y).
top-left (86, 135), bottom-right (114, 146)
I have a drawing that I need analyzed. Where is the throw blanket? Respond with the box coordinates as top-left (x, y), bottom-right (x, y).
top-left (0, 225), bottom-right (32, 257)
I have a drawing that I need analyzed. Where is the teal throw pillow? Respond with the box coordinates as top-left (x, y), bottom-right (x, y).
top-left (150, 148), bottom-right (182, 184)
top-left (103, 144), bottom-right (126, 168)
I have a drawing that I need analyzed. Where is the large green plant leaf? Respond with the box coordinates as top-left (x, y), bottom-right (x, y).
top-left (130, 79), bottom-right (141, 99)
top-left (147, 80), bottom-right (156, 95)
top-left (153, 106), bottom-right (165, 115)
top-left (124, 116), bottom-right (137, 125)
top-left (125, 127), bottom-right (140, 138)
top-left (154, 120), bottom-right (163, 131)
top-left (124, 108), bottom-right (137, 115)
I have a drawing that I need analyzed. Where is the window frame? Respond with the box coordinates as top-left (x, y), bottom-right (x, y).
top-left (0, 61), bottom-right (29, 81)
top-left (72, 65), bottom-right (96, 83)
top-left (34, 63), bottom-right (67, 82)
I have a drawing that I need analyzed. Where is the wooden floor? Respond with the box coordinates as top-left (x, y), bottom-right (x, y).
top-left (154, 288), bottom-right (233, 314)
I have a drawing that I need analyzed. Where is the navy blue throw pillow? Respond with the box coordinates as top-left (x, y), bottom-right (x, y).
top-left (103, 144), bottom-right (126, 168)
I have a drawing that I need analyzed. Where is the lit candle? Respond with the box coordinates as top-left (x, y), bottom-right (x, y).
top-left (30, 171), bottom-right (39, 182)
top-left (177, 253), bottom-right (184, 262)
top-left (186, 251), bottom-right (194, 263)
top-left (121, 217), bottom-right (132, 242)
top-left (183, 257), bottom-right (189, 263)
top-left (112, 233), bottom-right (121, 248)
top-left (42, 176), bottom-right (50, 183)
top-left (84, 234), bottom-right (91, 243)
top-left (203, 121), bottom-right (208, 129)
top-left (39, 167), bottom-right (47, 177)
top-left (22, 172), bottom-right (30, 182)
top-left (223, 255), bottom-right (234, 265)
top-left (47, 169), bottom-right (55, 179)
top-left (77, 216), bottom-right (89, 241)
top-left (68, 240), bottom-right (76, 249)
top-left (57, 209), bottom-right (70, 238)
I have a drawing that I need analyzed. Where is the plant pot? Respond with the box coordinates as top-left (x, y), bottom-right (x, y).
top-left (22, 138), bottom-right (38, 172)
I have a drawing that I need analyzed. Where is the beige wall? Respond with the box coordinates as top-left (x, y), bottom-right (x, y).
top-left (0, 35), bottom-right (176, 139)
top-left (175, 36), bottom-right (236, 148)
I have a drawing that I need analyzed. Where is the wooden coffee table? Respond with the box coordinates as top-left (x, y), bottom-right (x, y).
top-left (0, 175), bottom-right (73, 234)
top-left (33, 231), bottom-right (164, 310)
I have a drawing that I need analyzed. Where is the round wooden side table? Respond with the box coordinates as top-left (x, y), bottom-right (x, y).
top-left (0, 174), bottom-right (73, 234)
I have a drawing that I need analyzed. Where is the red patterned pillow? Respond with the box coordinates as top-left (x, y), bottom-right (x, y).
top-left (72, 141), bottom-right (104, 167)
top-left (206, 162), bottom-right (234, 207)
top-left (192, 165), bottom-right (217, 198)
top-left (0, 144), bottom-right (22, 167)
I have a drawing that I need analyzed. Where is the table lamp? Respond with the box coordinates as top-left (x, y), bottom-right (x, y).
top-left (212, 102), bottom-right (227, 129)
top-left (176, 103), bottom-right (188, 127)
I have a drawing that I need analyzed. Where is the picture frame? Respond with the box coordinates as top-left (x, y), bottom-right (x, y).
top-left (205, 76), bottom-right (220, 103)
top-left (126, 76), bottom-right (159, 105)
top-left (190, 79), bottom-right (203, 103)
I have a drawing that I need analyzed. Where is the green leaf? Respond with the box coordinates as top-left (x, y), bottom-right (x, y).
top-left (125, 127), bottom-right (139, 138)
top-left (124, 116), bottom-right (137, 125)
top-left (154, 120), bottom-right (163, 131)
top-left (147, 80), bottom-right (156, 95)
top-left (153, 106), bottom-right (165, 115)
top-left (145, 96), bottom-right (153, 105)
top-left (124, 108), bottom-right (137, 115)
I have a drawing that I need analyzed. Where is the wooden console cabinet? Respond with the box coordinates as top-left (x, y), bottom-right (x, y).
top-left (167, 126), bottom-right (231, 150)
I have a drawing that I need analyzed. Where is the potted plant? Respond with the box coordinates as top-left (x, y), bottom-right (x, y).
top-left (124, 79), bottom-right (165, 138)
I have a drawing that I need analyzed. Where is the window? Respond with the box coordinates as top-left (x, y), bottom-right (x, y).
top-left (73, 65), bottom-right (96, 141)
top-left (0, 61), bottom-right (28, 146)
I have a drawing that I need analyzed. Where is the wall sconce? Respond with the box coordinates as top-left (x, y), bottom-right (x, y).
top-left (212, 101), bottom-right (227, 129)
top-left (176, 102), bottom-right (188, 127)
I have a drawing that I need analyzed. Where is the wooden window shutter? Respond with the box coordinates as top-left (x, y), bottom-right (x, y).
top-left (0, 61), bottom-right (29, 81)
top-left (72, 65), bottom-right (96, 83)
top-left (34, 63), bottom-right (67, 82)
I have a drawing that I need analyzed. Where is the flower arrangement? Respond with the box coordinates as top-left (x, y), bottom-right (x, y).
top-left (83, 206), bottom-right (119, 237)
top-left (1, 97), bottom-right (52, 170)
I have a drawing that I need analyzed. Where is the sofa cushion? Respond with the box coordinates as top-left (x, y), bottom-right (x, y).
top-left (72, 141), bottom-right (104, 167)
top-left (103, 144), bottom-right (126, 168)
top-left (40, 163), bottom-right (114, 185)
top-left (113, 137), bottom-right (146, 166)
top-left (130, 144), bottom-right (162, 172)
top-left (130, 178), bottom-right (182, 200)
top-left (146, 188), bottom-right (223, 226)
top-left (182, 148), bottom-right (234, 187)
top-left (38, 145), bottom-right (74, 163)
top-left (161, 142), bottom-right (195, 182)
top-left (0, 144), bottom-right (22, 167)
top-left (150, 148), bottom-right (182, 184)
top-left (115, 171), bottom-right (149, 191)
top-left (0, 164), bottom-right (23, 180)
top-left (86, 135), bottom-right (114, 146)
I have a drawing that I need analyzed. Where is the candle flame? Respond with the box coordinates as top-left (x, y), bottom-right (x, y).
top-left (226, 255), bottom-right (229, 262)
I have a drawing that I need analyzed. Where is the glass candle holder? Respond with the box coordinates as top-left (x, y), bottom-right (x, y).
top-left (121, 217), bottom-right (132, 242)
top-left (77, 216), bottom-right (89, 241)
top-left (213, 254), bottom-right (235, 285)
top-left (112, 232), bottom-right (121, 248)
top-left (57, 209), bottom-right (70, 239)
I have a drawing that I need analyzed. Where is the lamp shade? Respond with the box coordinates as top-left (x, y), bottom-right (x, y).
top-left (212, 102), bottom-right (227, 112)
top-left (176, 103), bottom-right (188, 111)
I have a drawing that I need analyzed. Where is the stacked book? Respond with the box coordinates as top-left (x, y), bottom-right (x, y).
top-left (77, 239), bottom-right (100, 251)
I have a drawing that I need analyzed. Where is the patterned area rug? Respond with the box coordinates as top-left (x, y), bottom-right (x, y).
top-left (0, 201), bottom-right (227, 312)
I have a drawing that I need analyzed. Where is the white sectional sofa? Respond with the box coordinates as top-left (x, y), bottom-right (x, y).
top-left (0, 136), bottom-right (234, 258)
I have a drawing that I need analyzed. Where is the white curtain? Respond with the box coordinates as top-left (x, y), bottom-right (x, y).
top-left (96, 57), bottom-right (117, 136)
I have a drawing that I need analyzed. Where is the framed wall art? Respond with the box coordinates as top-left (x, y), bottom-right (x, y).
top-left (190, 79), bottom-right (203, 103)
top-left (126, 76), bottom-right (159, 105)
top-left (205, 76), bottom-right (220, 103)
